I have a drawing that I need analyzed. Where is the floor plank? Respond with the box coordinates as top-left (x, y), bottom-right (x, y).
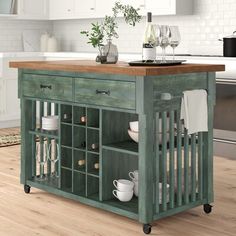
top-left (0, 145), bottom-right (235, 236)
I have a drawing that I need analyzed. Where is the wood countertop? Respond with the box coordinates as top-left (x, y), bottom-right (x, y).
top-left (10, 60), bottom-right (225, 76)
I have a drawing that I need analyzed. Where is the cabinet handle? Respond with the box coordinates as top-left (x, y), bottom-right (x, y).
top-left (139, 4), bottom-right (145, 7)
top-left (96, 89), bottom-right (110, 96)
top-left (90, 8), bottom-right (95, 10)
top-left (40, 84), bottom-right (52, 90)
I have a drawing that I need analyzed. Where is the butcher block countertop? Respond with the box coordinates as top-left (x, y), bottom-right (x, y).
top-left (10, 60), bottom-right (225, 76)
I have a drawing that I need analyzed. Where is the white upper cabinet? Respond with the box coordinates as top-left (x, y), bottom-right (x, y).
top-left (145, 0), bottom-right (193, 16)
top-left (74, 0), bottom-right (96, 19)
top-left (50, 0), bottom-right (74, 20)
top-left (17, 0), bottom-right (193, 20)
top-left (18, 0), bottom-right (49, 19)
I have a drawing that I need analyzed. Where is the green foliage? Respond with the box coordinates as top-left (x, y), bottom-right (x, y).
top-left (81, 1), bottom-right (141, 50)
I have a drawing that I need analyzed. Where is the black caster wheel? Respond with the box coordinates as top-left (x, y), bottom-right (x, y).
top-left (203, 204), bottom-right (212, 214)
top-left (24, 184), bottom-right (31, 194)
top-left (143, 224), bottom-right (152, 234)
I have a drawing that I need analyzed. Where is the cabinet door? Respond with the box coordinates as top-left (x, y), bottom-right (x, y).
top-left (0, 79), bottom-right (20, 123)
top-left (50, 0), bottom-right (74, 20)
top-left (74, 0), bottom-right (96, 18)
top-left (145, 0), bottom-right (176, 15)
top-left (95, 0), bottom-right (145, 18)
top-left (18, 0), bottom-right (49, 19)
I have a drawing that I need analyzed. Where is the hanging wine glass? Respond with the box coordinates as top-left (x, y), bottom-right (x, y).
top-left (35, 142), bottom-right (47, 181)
top-left (169, 26), bottom-right (181, 61)
top-left (160, 25), bottom-right (171, 63)
top-left (47, 141), bottom-right (59, 178)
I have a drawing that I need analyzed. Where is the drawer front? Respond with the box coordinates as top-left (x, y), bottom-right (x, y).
top-left (22, 74), bottom-right (73, 101)
top-left (75, 78), bottom-right (135, 110)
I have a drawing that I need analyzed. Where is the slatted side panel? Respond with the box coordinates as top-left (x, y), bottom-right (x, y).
top-left (154, 102), bottom-right (205, 215)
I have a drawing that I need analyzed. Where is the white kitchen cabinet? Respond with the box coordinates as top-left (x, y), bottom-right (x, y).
top-left (18, 0), bottom-right (49, 19)
top-left (74, 0), bottom-right (96, 19)
top-left (0, 79), bottom-right (20, 128)
top-left (145, 0), bottom-right (193, 16)
top-left (50, 0), bottom-right (74, 20)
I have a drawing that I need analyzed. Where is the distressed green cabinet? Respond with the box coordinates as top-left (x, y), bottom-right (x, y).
top-left (18, 67), bottom-right (218, 234)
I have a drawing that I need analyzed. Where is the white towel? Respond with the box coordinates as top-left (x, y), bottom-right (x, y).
top-left (180, 90), bottom-right (208, 135)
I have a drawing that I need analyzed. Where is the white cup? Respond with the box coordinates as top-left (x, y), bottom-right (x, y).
top-left (129, 170), bottom-right (139, 181)
top-left (133, 180), bottom-right (138, 197)
top-left (113, 179), bottom-right (134, 192)
top-left (113, 189), bottom-right (133, 202)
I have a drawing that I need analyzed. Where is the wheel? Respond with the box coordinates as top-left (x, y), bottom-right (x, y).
top-left (203, 204), bottom-right (212, 214)
top-left (24, 184), bottom-right (31, 194)
top-left (143, 224), bottom-right (152, 234)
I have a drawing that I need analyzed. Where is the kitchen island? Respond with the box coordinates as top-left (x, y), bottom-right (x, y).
top-left (10, 60), bottom-right (224, 234)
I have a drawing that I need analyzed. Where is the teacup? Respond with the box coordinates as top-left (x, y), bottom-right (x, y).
top-left (133, 180), bottom-right (138, 197)
top-left (129, 170), bottom-right (139, 181)
top-left (113, 189), bottom-right (133, 202)
top-left (113, 179), bottom-right (134, 192)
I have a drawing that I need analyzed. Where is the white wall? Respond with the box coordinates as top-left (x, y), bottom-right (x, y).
top-left (0, 20), bottom-right (52, 51)
top-left (52, 0), bottom-right (236, 56)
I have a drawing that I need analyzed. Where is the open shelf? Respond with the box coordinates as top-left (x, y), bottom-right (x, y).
top-left (103, 141), bottom-right (138, 155)
top-left (103, 197), bottom-right (138, 215)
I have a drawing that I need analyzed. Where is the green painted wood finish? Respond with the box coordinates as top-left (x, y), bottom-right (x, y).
top-left (18, 68), bottom-right (216, 226)
top-left (75, 78), bottom-right (135, 110)
top-left (22, 74), bottom-right (73, 101)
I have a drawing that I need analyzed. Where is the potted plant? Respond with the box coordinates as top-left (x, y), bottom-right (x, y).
top-left (81, 1), bottom-right (142, 64)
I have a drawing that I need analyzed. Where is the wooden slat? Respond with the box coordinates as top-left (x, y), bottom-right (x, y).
top-left (31, 101), bottom-right (36, 177)
top-left (176, 110), bottom-right (182, 207)
top-left (191, 134), bottom-right (197, 202)
top-left (39, 101), bottom-right (44, 177)
top-left (155, 112), bottom-right (160, 214)
top-left (169, 110), bottom-right (175, 209)
top-left (161, 112), bottom-right (167, 212)
top-left (184, 129), bottom-right (189, 204)
top-left (198, 132), bottom-right (203, 200)
top-left (47, 102), bottom-right (51, 176)
top-left (58, 104), bottom-right (62, 189)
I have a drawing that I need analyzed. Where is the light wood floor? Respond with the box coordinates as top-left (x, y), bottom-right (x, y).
top-left (0, 145), bottom-right (235, 236)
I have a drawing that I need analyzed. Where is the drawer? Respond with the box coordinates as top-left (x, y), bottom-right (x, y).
top-left (75, 78), bottom-right (135, 110)
top-left (22, 74), bottom-right (73, 101)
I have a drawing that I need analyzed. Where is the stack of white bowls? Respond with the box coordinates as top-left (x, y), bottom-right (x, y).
top-left (128, 121), bottom-right (139, 143)
top-left (129, 170), bottom-right (139, 197)
top-left (128, 120), bottom-right (171, 143)
top-left (112, 179), bottom-right (134, 202)
top-left (42, 116), bottom-right (59, 131)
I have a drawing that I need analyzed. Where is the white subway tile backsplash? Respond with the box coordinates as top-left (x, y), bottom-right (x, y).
top-left (0, 0), bottom-right (234, 56)
top-left (0, 20), bottom-right (52, 52)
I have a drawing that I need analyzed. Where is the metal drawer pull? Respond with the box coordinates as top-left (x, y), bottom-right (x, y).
top-left (96, 89), bottom-right (110, 96)
top-left (40, 84), bottom-right (52, 90)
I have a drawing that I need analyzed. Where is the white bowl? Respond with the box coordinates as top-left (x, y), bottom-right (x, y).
top-left (129, 121), bottom-right (139, 132)
top-left (128, 129), bottom-right (138, 143)
top-left (42, 116), bottom-right (58, 131)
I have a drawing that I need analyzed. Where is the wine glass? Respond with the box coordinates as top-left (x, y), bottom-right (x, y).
top-left (160, 25), bottom-right (171, 63)
top-left (169, 26), bottom-right (181, 61)
top-left (154, 25), bottom-right (161, 62)
top-left (35, 142), bottom-right (47, 181)
top-left (47, 142), bottom-right (59, 178)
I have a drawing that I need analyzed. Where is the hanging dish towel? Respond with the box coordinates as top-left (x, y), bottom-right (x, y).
top-left (180, 89), bottom-right (208, 135)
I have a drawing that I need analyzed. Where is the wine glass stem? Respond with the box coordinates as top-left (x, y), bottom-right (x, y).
top-left (173, 47), bottom-right (175, 60)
